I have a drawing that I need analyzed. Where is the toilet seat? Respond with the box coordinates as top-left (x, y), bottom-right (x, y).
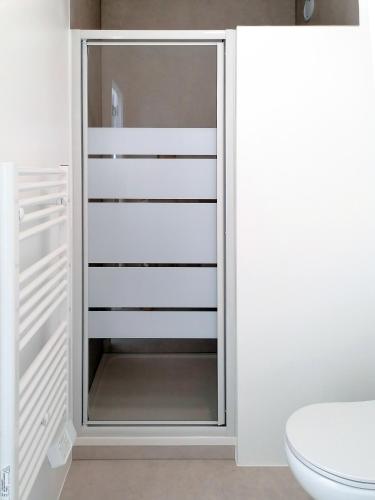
top-left (286, 438), bottom-right (375, 490)
top-left (286, 400), bottom-right (375, 489)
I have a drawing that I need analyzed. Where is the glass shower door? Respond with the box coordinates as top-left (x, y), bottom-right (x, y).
top-left (83, 42), bottom-right (225, 425)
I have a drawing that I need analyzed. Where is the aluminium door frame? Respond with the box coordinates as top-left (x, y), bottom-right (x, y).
top-left (82, 38), bottom-right (224, 428)
top-left (71, 29), bottom-right (236, 443)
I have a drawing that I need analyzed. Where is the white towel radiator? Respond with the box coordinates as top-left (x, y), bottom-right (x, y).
top-left (0, 162), bottom-right (73, 500)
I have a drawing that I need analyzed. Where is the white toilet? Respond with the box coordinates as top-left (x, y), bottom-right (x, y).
top-left (285, 401), bottom-right (375, 499)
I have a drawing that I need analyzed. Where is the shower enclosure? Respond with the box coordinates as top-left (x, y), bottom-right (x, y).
top-left (72, 30), bottom-right (235, 434)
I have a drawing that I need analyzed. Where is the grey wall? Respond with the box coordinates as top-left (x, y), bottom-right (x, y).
top-left (296, 0), bottom-right (359, 25)
top-left (101, 0), bottom-right (295, 29)
top-left (71, 1), bottom-right (360, 35)
top-left (88, 47), bottom-right (102, 127)
top-left (82, 0), bottom-right (361, 131)
top-left (89, 339), bottom-right (104, 388)
top-left (83, 0), bottom-right (296, 128)
top-left (71, 0), bottom-right (102, 126)
top-left (90, 45), bottom-right (217, 128)
top-left (70, 0), bottom-right (101, 28)
top-left (87, 0), bottom-right (296, 129)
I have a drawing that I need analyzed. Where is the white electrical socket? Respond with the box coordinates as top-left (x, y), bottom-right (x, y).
top-left (47, 420), bottom-right (76, 468)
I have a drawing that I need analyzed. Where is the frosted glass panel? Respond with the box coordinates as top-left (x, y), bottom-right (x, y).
top-left (88, 311), bottom-right (217, 339)
top-left (88, 267), bottom-right (217, 308)
top-left (88, 203), bottom-right (217, 263)
top-left (88, 159), bottom-right (217, 199)
top-left (88, 128), bottom-right (216, 156)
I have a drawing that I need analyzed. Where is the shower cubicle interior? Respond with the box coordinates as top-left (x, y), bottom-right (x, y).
top-left (83, 40), bottom-right (226, 425)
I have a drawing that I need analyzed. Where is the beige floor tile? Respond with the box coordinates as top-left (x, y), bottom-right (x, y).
top-left (61, 460), bottom-right (310, 500)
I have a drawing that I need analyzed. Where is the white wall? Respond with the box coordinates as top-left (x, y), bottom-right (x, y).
top-left (236, 1), bottom-right (375, 465)
top-left (0, 0), bottom-right (70, 169)
top-left (0, 0), bottom-right (71, 497)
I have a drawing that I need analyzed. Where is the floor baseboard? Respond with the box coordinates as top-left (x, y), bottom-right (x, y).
top-left (73, 445), bottom-right (235, 460)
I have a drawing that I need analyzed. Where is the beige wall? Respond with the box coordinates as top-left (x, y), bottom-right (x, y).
top-left (296, 0), bottom-right (359, 25)
top-left (70, 0), bottom-right (101, 28)
top-left (101, 0), bottom-right (295, 29)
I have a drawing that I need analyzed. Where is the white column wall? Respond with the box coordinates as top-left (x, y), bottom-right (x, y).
top-left (0, 0), bottom-right (71, 497)
top-left (0, 0), bottom-right (70, 169)
top-left (236, 0), bottom-right (375, 465)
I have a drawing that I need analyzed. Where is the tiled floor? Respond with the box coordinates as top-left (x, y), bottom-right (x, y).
top-left (61, 460), bottom-right (310, 500)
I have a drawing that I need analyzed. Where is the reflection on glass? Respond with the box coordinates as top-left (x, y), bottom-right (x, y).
top-left (111, 81), bottom-right (123, 128)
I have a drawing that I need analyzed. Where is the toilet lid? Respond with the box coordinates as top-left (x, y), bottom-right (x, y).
top-left (286, 400), bottom-right (375, 485)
